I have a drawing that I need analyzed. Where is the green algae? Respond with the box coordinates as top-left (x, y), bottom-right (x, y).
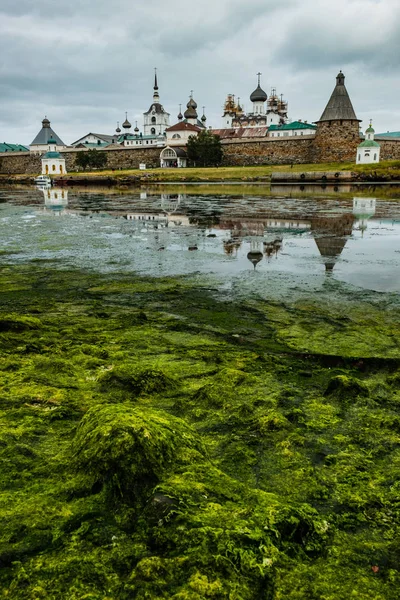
top-left (0, 265), bottom-right (400, 598)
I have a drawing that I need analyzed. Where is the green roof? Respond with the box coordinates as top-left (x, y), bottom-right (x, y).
top-left (78, 142), bottom-right (110, 148)
top-left (43, 151), bottom-right (62, 159)
top-left (358, 139), bottom-right (380, 148)
top-left (0, 142), bottom-right (29, 153)
top-left (376, 131), bottom-right (400, 138)
top-left (365, 126), bottom-right (375, 133)
top-left (269, 121), bottom-right (317, 131)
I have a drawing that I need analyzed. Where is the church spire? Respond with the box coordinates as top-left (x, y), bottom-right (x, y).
top-left (153, 67), bottom-right (160, 103)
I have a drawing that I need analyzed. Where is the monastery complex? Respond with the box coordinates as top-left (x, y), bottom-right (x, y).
top-left (1, 70), bottom-right (400, 174)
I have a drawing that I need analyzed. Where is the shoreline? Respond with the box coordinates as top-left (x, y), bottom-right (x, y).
top-left (2, 161), bottom-right (400, 186)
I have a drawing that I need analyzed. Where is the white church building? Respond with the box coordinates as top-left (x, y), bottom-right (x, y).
top-left (41, 138), bottom-right (67, 175)
top-left (356, 122), bottom-right (381, 164)
top-left (143, 70), bottom-right (170, 136)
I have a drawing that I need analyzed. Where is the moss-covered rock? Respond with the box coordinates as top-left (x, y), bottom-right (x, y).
top-left (0, 313), bottom-right (42, 332)
top-left (98, 365), bottom-right (176, 396)
top-left (324, 374), bottom-right (369, 400)
top-left (73, 405), bottom-right (205, 504)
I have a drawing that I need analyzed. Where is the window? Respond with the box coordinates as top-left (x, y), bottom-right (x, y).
top-left (358, 154), bottom-right (361, 161)
top-left (151, 117), bottom-right (156, 123)
top-left (374, 153), bottom-right (377, 160)
top-left (52, 164), bottom-right (56, 171)
top-left (151, 128), bottom-right (156, 135)
top-left (172, 134), bottom-right (181, 139)
top-left (162, 149), bottom-right (176, 158)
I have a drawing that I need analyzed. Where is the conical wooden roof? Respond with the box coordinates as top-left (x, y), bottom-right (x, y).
top-left (317, 71), bottom-right (360, 123)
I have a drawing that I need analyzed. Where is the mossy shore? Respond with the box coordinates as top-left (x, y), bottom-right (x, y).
top-left (2, 159), bottom-right (400, 184)
top-left (1, 264), bottom-right (400, 599)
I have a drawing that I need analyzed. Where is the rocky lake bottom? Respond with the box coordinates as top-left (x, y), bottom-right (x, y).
top-left (0, 184), bottom-right (399, 599)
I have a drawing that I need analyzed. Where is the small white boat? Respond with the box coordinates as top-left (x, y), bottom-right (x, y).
top-left (34, 175), bottom-right (52, 186)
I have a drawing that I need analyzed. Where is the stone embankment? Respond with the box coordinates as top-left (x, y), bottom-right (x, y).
top-left (271, 171), bottom-right (353, 183)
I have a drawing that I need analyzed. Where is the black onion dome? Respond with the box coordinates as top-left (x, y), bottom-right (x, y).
top-left (184, 106), bottom-right (197, 119)
top-left (187, 97), bottom-right (198, 110)
top-left (201, 114), bottom-right (207, 122)
top-left (122, 113), bottom-right (131, 129)
top-left (178, 111), bottom-right (183, 120)
top-left (250, 85), bottom-right (267, 103)
top-left (42, 117), bottom-right (51, 128)
top-left (247, 250), bottom-right (263, 269)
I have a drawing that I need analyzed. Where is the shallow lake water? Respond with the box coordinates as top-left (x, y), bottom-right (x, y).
top-left (1, 184), bottom-right (399, 303)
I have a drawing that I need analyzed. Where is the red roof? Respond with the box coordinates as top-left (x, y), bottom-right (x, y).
top-left (211, 127), bottom-right (269, 139)
top-left (166, 122), bottom-right (201, 133)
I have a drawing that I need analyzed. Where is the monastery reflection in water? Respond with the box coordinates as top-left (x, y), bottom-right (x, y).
top-left (38, 188), bottom-right (380, 273)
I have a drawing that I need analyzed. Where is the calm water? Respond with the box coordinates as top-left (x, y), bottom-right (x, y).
top-left (1, 185), bottom-right (399, 302)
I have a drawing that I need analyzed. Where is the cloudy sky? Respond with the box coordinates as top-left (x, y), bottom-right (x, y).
top-left (1, 0), bottom-right (399, 145)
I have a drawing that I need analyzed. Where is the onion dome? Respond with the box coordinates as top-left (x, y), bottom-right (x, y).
top-left (178, 104), bottom-right (183, 120)
top-left (187, 95), bottom-right (197, 110)
top-left (122, 112), bottom-right (131, 129)
top-left (365, 121), bottom-right (375, 134)
top-left (184, 106), bottom-right (197, 119)
top-left (250, 86), bottom-right (267, 102)
top-left (247, 250), bottom-right (263, 269)
top-left (250, 73), bottom-right (267, 103)
top-left (116, 122), bottom-right (121, 134)
top-left (134, 121), bottom-right (139, 133)
top-left (201, 114), bottom-right (207, 123)
top-left (42, 117), bottom-right (51, 128)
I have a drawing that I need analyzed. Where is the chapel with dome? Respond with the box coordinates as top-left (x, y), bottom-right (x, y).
top-left (222, 73), bottom-right (288, 129)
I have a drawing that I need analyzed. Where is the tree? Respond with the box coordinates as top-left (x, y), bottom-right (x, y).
top-left (186, 130), bottom-right (223, 167)
top-left (75, 149), bottom-right (108, 171)
top-left (75, 151), bottom-right (90, 171)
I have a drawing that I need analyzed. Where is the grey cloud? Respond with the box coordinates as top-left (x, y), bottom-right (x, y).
top-left (274, 1), bottom-right (400, 72)
top-left (0, 0), bottom-right (399, 143)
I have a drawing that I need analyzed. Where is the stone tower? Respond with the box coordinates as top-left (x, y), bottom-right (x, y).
top-left (311, 71), bottom-right (361, 163)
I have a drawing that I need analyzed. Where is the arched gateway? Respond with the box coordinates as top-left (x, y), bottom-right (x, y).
top-left (160, 146), bottom-right (188, 168)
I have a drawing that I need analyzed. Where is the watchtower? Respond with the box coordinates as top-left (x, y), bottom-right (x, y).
top-left (312, 71), bottom-right (361, 162)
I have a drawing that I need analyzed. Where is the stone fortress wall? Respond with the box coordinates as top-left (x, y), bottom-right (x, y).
top-left (1, 135), bottom-right (400, 175)
top-left (0, 146), bottom-right (162, 175)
